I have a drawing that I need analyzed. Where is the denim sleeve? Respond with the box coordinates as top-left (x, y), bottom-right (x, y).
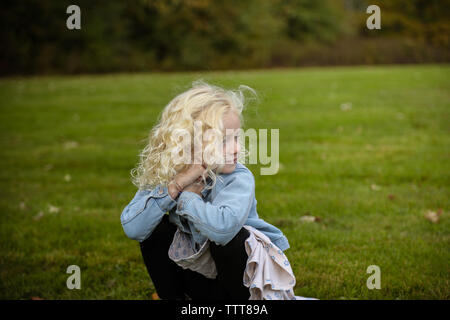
top-left (176, 171), bottom-right (255, 246)
top-left (120, 185), bottom-right (177, 241)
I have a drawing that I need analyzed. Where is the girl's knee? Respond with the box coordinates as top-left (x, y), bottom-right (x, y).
top-left (210, 227), bottom-right (250, 254)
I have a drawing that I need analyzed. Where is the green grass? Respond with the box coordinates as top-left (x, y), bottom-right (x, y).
top-left (0, 64), bottom-right (449, 299)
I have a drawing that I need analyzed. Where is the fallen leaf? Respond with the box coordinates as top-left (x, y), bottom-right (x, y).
top-left (33, 211), bottom-right (44, 221)
top-left (48, 205), bottom-right (60, 213)
top-left (63, 141), bottom-right (79, 150)
top-left (19, 202), bottom-right (27, 210)
top-left (151, 293), bottom-right (160, 300)
top-left (424, 210), bottom-right (442, 223)
top-left (371, 184), bottom-right (381, 191)
top-left (387, 194), bottom-right (395, 200)
top-left (340, 102), bottom-right (352, 111)
top-left (299, 215), bottom-right (321, 223)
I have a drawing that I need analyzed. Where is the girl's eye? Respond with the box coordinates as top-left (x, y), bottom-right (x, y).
top-left (223, 135), bottom-right (239, 144)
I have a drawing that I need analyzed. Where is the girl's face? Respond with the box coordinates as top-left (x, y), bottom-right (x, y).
top-left (218, 111), bottom-right (241, 174)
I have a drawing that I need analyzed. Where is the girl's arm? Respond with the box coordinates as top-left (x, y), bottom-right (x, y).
top-left (120, 185), bottom-right (177, 241)
top-left (175, 170), bottom-right (255, 246)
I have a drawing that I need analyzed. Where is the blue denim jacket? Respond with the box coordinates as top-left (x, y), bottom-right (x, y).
top-left (120, 163), bottom-right (290, 251)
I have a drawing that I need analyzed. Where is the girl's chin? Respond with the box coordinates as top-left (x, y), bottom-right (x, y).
top-left (220, 163), bottom-right (237, 174)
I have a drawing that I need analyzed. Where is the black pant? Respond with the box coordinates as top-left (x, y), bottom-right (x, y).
top-left (139, 214), bottom-right (251, 300)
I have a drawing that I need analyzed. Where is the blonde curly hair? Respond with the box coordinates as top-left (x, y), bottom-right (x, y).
top-left (130, 80), bottom-right (257, 191)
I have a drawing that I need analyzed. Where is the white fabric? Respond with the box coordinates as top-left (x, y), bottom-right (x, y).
top-left (243, 225), bottom-right (317, 300)
top-left (168, 228), bottom-right (218, 279)
top-left (168, 225), bottom-right (318, 300)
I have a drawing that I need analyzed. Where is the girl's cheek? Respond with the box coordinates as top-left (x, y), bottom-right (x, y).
top-left (222, 144), bottom-right (229, 156)
top-left (223, 139), bottom-right (233, 153)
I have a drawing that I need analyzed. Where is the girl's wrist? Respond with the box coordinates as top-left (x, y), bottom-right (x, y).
top-left (168, 184), bottom-right (180, 200)
top-left (168, 179), bottom-right (183, 199)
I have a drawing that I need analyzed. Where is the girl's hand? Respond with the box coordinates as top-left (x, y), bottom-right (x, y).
top-left (183, 176), bottom-right (205, 196)
top-left (168, 164), bottom-right (207, 199)
top-left (174, 164), bottom-right (207, 189)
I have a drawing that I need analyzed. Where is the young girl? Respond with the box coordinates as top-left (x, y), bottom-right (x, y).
top-left (120, 81), bottom-right (291, 300)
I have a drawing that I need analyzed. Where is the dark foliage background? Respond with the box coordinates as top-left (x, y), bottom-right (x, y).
top-left (1, 0), bottom-right (449, 75)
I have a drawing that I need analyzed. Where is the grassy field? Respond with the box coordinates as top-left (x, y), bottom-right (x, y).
top-left (0, 64), bottom-right (448, 300)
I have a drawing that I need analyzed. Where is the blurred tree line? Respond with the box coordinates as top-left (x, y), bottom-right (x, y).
top-left (0, 0), bottom-right (448, 75)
